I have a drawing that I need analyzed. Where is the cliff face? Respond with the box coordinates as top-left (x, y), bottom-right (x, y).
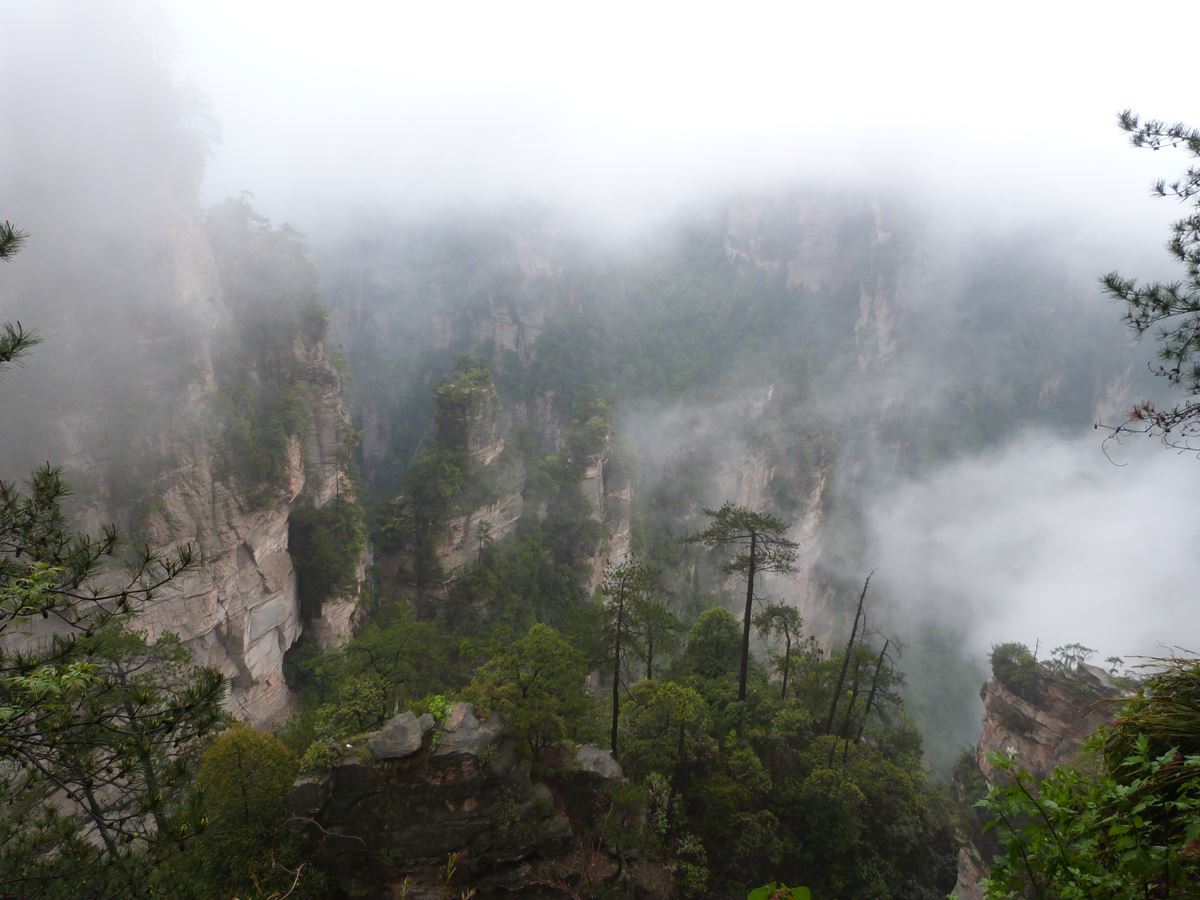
top-left (5, 200), bottom-right (367, 726)
top-left (434, 375), bottom-right (527, 580)
top-left (711, 420), bottom-right (832, 638)
top-left (973, 664), bottom-right (1119, 783)
top-left (952, 663), bottom-right (1126, 898)
top-left (135, 328), bottom-right (363, 723)
top-left (578, 439), bottom-right (634, 594)
top-left (289, 703), bottom-right (655, 898)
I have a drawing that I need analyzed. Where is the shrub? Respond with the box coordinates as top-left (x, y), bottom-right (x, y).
top-left (990, 642), bottom-right (1042, 700)
top-left (299, 741), bottom-right (338, 775)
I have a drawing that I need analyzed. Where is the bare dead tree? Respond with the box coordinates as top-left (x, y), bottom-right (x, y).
top-left (823, 571), bottom-right (874, 736)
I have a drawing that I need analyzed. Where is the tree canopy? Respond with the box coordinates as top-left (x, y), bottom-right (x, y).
top-left (0, 228), bottom-right (226, 897)
top-left (688, 503), bottom-right (798, 700)
top-left (1102, 111), bottom-right (1200, 449)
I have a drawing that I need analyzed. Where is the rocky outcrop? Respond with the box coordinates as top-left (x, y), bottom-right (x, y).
top-left (289, 703), bottom-right (639, 898)
top-left (578, 441), bottom-right (634, 594)
top-left (432, 374), bottom-right (526, 580)
top-left (437, 490), bottom-right (524, 577)
top-left (436, 372), bottom-right (507, 467)
top-left (952, 662), bottom-right (1127, 898)
top-left (975, 664), bottom-right (1119, 782)
top-left (133, 329), bottom-right (366, 724)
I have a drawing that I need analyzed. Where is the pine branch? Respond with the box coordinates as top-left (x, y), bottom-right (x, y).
top-left (0, 221), bottom-right (28, 261)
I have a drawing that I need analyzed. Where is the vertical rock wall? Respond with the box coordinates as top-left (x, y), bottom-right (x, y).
top-left (76, 218), bottom-right (364, 725)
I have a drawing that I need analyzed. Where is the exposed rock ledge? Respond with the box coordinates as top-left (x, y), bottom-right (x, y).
top-left (289, 703), bottom-right (648, 898)
top-left (952, 663), bottom-right (1126, 899)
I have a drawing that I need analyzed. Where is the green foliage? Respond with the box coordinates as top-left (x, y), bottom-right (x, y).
top-left (1100, 112), bottom-right (1200, 447)
top-left (377, 444), bottom-right (465, 586)
top-left (439, 449), bottom-right (603, 636)
top-left (990, 642), bottom-right (1042, 700)
top-left (981, 655), bottom-right (1200, 897)
top-left (689, 503), bottom-right (798, 701)
top-left (435, 364), bottom-right (493, 405)
top-left (312, 674), bottom-right (391, 742)
top-left (426, 693), bottom-right (454, 724)
top-left (0, 219), bottom-right (29, 261)
top-left (0, 233), bottom-right (229, 896)
top-left (565, 394), bottom-right (613, 461)
top-left (621, 679), bottom-right (710, 783)
top-left (630, 593), bottom-right (684, 680)
top-left (747, 883), bottom-right (811, 900)
top-left (463, 623), bottom-right (590, 757)
top-left (601, 557), bottom-right (653, 750)
top-left (289, 498), bottom-right (367, 619)
top-left (0, 319), bottom-right (39, 367)
top-left (173, 725), bottom-right (300, 896)
top-left (754, 602), bottom-right (804, 698)
top-left (299, 741), bottom-right (339, 775)
top-left (680, 606), bottom-right (743, 680)
top-left (204, 196), bottom-right (343, 502)
top-left (0, 627), bottom-right (226, 896)
top-left (672, 832), bottom-right (711, 898)
top-left (0, 455), bottom-right (224, 897)
top-left (279, 601), bottom-right (466, 754)
top-left (213, 375), bottom-right (310, 498)
top-left (1046, 642), bottom-right (1095, 673)
top-left (688, 502), bottom-right (798, 576)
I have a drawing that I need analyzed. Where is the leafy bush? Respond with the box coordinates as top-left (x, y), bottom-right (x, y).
top-left (311, 675), bottom-right (391, 742)
top-left (299, 741), bottom-right (338, 775)
top-left (981, 656), bottom-right (1200, 897)
top-left (435, 365), bottom-right (493, 405)
top-left (990, 642), bottom-right (1042, 700)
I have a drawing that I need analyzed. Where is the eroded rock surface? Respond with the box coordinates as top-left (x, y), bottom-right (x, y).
top-left (289, 703), bottom-right (639, 898)
top-left (952, 663), bottom-right (1127, 898)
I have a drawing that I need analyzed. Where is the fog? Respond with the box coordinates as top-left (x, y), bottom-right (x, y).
top-left (870, 431), bottom-right (1200, 663)
top-left (160, 0), bottom-right (1192, 245)
top-left (4, 0), bottom-right (1200, 765)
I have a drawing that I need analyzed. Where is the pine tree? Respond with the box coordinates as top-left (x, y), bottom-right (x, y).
top-left (753, 601), bottom-right (804, 699)
top-left (600, 557), bottom-right (652, 752)
top-left (0, 229), bottom-right (226, 896)
top-left (688, 503), bottom-right (798, 701)
top-left (1101, 111), bottom-right (1200, 448)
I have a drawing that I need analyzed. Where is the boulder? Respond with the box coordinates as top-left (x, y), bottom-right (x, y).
top-left (366, 711), bottom-right (433, 760)
top-left (575, 744), bottom-right (623, 780)
top-left (434, 703), bottom-right (505, 758)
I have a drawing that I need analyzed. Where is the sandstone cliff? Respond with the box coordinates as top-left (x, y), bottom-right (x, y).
top-left (135, 329), bottom-right (364, 724)
top-left (952, 659), bottom-right (1126, 899)
top-left (6, 200), bottom-right (368, 726)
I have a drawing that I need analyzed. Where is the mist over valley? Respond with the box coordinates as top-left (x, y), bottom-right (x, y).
top-left (2, 3), bottom-right (1198, 897)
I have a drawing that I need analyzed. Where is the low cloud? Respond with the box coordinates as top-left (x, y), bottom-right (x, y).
top-left (869, 429), bottom-right (1200, 664)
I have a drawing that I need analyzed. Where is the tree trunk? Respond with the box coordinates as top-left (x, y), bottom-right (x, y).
top-left (611, 594), bottom-right (623, 752)
top-left (823, 572), bottom-right (872, 735)
top-left (837, 657), bottom-right (864, 765)
top-left (646, 631), bottom-right (654, 681)
top-left (738, 532), bottom-right (757, 701)
top-left (855, 639), bottom-right (890, 746)
top-left (781, 632), bottom-right (792, 699)
top-left (840, 658), bottom-right (864, 739)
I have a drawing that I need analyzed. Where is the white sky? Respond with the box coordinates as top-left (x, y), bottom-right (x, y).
top-left (159, 0), bottom-right (1197, 238)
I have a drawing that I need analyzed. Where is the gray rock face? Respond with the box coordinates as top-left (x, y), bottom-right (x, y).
top-left (434, 702), bottom-right (506, 758)
top-left (953, 667), bottom-right (1129, 898)
top-left (288, 702), bottom-right (631, 898)
top-left (366, 711), bottom-right (433, 760)
top-left (133, 334), bottom-right (366, 725)
top-left (575, 744), bottom-right (623, 780)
